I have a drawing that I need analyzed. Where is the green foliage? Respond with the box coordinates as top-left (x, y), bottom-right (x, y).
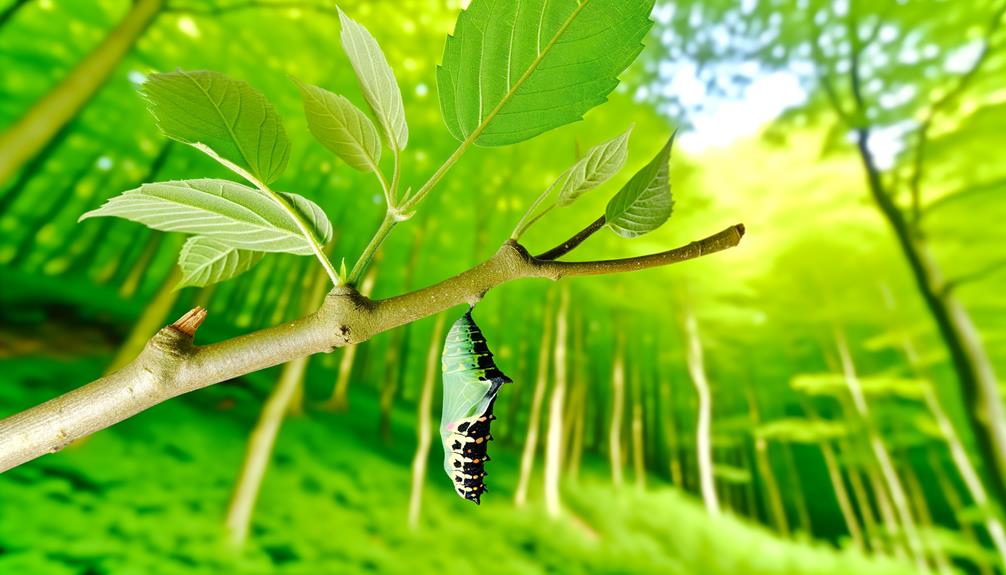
top-left (556, 127), bottom-right (632, 207)
top-left (294, 79), bottom-right (383, 174)
top-left (338, 7), bottom-right (408, 150)
top-left (142, 70), bottom-right (290, 184)
top-left (0, 357), bottom-right (914, 575)
top-left (791, 373), bottom-right (931, 401)
top-left (605, 134), bottom-right (674, 238)
top-left (756, 418), bottom-right (849, 444)
top-left (177, 237), bottom-right (263, 289)
top-left (437, 0), bottom-right (654, 146)
top-left (713, 464), bottom-right (753, 484)
top-left (5, 0), bottom-right (1003, 569)
top-left (80, 179), bottom-right (332, 255)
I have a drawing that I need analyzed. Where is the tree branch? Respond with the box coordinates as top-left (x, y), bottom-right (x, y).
top-left (0, 224), bottom-right (743, 473)
top-left (907, 1), bottom-right (1006, 226)
top-left (535, 215), bottom-right (606, 261)
top-left (944, 258), bottom-right (1006, 296)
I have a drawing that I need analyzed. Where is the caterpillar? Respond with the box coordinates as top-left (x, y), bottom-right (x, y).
top-left (440, 307), bottom-right (512, 505)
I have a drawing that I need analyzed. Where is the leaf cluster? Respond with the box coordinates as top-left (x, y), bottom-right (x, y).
top-left (80, 0), bottom-right (677, 292)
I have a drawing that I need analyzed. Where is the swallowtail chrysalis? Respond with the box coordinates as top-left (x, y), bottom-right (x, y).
top-left (440, 307), bottom-right (512, 504)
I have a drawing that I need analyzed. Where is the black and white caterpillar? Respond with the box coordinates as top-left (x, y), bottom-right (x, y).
top-left (440, 307), bottom-right (512, 504)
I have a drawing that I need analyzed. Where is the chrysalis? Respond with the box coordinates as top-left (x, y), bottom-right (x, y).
top-left (440, 307), bottom-right (512, 504)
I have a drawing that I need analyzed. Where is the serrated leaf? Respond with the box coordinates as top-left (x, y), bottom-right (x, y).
top-left (556, 127), bottom-right (632, 207)
top-left (438, 0), bottom-right (654, 147)
top-left (605, 135), bottom-right (674, 238)
top-left (143, 70), bottom-right (290, 184)
top-left (294, 79), bottom-right (382, 172)
top-left (80, 179), bottom-right (332, 255)
top-left (338, 7), bottom-right (408, 150)
top-left (177, 237), bottom-right (263, 288)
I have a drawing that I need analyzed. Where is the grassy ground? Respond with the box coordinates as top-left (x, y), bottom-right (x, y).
top-left (0, 351), bottom-right (919, 575)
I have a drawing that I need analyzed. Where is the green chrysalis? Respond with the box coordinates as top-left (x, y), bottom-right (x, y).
top-left (440, 307), bottom-right (512, 504)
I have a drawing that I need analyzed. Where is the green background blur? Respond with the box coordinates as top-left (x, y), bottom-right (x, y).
top-left (1, 1), bottom-right (1004, 574)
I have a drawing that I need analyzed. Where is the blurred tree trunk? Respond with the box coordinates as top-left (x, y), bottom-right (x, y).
top-left (565, 382), bottom-right (586, 482)
top-left (234, 256), bottom-right (277, 327)
top-left (746, 385), bottom-right (789, 536)
top-left (836, 331), bottom-right (928, 570)
top-left (868, 460), bottom-right (911, 562)
top-left (900, 457), bottom-right (954, 574)
top-left (802, 399), bottom-right (864, 550)
top-left (65, 204), bottom-right (119, 276)
top-left (324, 262), bottom-right (380, 411)
top-left (504, 334), bottom-right (530, 446)
top-left (543, 287), bottom-right (569, 517)
top-left (284, 259), bottom-right (323, 417)
top-left (738, 445), bottom-right (758, 520)
top-left (844, 446), bottom-right (889, 556)
top-left (272, 258), bottom-right (310, 326)
top-left (685, 310), bottom-right (718, 514)
top-left (250, 257), bottom-right (293, 327)
top-left (95, 142), bottom-right (183, 373)
top-left (821, 437), bottom-right (865, 550)
top-left (514, 291), bottom-right (555, 507)
top-left (7, 153), bottom-right (101, 267)
top-left (0, 0), bottom-right (164, 186)
top-left (117, 232), bottom-right (164, 298)
top-left (834, 11), bottom-right (1006, 516)
top-left (609, 331), bottom-right (626, 490)
top-left (0, 0), bottom-right (32, 33)
top-left (565, 312), bottom-right (586, 481)
top-left (929, 449), bottom-right (995, 575)
top-left (221, 261), bottom-right (260, 325)
top-left (0, 118), bottom-right (75, 219)
top-left (865, 147), bottom-right (1006, 530)
top-left (380, 231), bottom-right (425, 443)
top-left (252, 257), bottom-right (293, 325)
top-left (630, 365), bottom-right (646, 492)
top-left (408, 314), bottom-right (447, 529)
top-left (926, 382), bottom-right (1006, 571)
top-left (781, 443), bottom-right (812, 535)
top-left (661, 377), bottom-right (683, 487)
top-left (881, 284), bottom-right (1006, 569)
top-left (224, 268), bottom-right (329, 546)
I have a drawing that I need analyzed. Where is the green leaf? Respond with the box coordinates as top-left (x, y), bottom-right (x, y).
top-left (284, 191), bottom-right (335, 246)
top-left (556, 127), bottom-right (632, 207)
top-left (143, 70), bottom-right (291, 184)
top-left (294, 79), bottom-right (382, 173)
top-left (177, 237), bottom-right (263, 288)
top-left (338, 7), bottom-right (408, 149)
top-left (605, 135), bottom-right (674, 238)
top-left (80, 179), bottom-right (332, 255)
top-left (438, 0), bottom-right (653, 147)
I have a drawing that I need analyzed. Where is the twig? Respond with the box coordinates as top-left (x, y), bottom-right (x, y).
top-left (535, 215), bottom-right (606, 261)
top-left (0, 224), bottom-right (744, 472)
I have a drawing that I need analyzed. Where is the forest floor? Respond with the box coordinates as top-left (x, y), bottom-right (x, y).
top-left (0, 349), bottom-right (920, 575)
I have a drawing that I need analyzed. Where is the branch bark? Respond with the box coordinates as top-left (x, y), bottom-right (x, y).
top-left (0, 225), bottom-right (743, 473)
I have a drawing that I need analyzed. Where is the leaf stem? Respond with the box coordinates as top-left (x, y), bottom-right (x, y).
top-left (390, 146), bottom-right (402, 206)
top-left (348, 210), bottom-right (397, 284)
top-left (512, 201), bottom-right (557, 240)
top-left (348, 138), bottom-right (472, 289)
top-left (193, 142), bottom-right (340, 286)
top-left (401, 138), bottom-right (470, 213)
top-left (374, 164), bottom-right (392, 207)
